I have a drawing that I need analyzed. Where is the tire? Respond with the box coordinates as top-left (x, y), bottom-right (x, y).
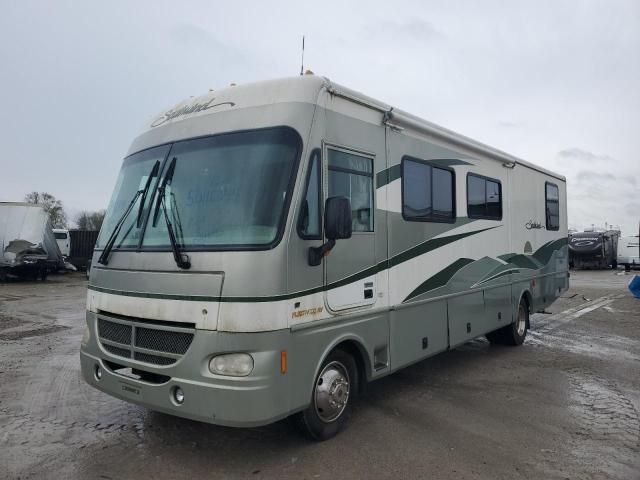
top-left (611, 260), bottom-right (617, 269)
top-left (486, 297), bottom-right (528, 346)
top-left (293, 348), bottom-right (358, 441)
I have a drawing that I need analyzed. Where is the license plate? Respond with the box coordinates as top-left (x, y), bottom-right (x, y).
top-left (119, 381), bottom-right (143, 399)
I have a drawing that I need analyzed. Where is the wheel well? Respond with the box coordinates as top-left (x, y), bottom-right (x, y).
top-left (333, 340), bottom-right (368, 393)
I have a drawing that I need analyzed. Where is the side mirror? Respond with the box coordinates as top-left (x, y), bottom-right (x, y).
top-left (324, 196), bottom-right (352, 240)
top-left (308, 196), bottom-right (352, 266)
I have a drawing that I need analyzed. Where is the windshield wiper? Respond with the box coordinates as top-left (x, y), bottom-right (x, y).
top-left (152, 157), bottom-right (191, 270)
top-left (97, 160), bottom-right (160, 266)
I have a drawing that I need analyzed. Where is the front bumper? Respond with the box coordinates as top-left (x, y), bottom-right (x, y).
top-left (80, 311), bottom-right (295, 427)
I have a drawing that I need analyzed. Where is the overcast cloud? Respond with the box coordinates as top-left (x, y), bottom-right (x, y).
top-left (0, 0), bottom-right (638, 234)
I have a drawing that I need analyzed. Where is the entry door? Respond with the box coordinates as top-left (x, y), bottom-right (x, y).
top-left (324, 144), bottom-right (377, 311)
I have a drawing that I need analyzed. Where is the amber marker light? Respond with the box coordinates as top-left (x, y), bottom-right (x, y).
top-left (280, 350), bottom-right (288, 374)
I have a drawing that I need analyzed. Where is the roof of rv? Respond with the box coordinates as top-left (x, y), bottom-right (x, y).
top-left (144, 75), bottom-right (564, 181)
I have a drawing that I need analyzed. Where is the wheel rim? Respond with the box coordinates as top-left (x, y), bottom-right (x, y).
top-left (314, 360), bottom-right (350, 423)
top-left (517, 303), bottom-right (527, 336)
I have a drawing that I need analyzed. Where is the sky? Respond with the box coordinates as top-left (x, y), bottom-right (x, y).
top-left (0, 0), bottom-right (638, 235)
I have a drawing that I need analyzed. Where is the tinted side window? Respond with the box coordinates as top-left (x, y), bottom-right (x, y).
top-left (486, 180), bottom-right (502, 218)
top-left (402, 158), bottom-right (455, 222)
top-left (403, 160), bottom-right (431, 217)
top-left (545, 182), bottom-right (560, 231)
top-left (432, 168), bottom-right (454, 220)
top-left (328, 149), bottom-right (374, 232)
top-left (467, 174), bottom-right (502, 220)
top-left (297, 150), bottom-right (321, 238)
top-left (467, 175), bottom-right (486, 217)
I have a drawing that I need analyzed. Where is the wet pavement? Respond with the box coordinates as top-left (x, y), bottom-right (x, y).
top-left (1, 269), bottom-right (639, 479)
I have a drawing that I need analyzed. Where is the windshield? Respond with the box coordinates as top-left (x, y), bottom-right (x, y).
top-left (97, 127), bottom-right (301, 251)
top-left (96, 145), bottom-right (169, 248)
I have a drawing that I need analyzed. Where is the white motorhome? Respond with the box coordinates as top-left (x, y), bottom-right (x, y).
top-left (53, 228), bottom-right (70, 257)
top-left (617, 234), bottom-right (639, 271)
top-left (80, 75), bottom-right (568, 440)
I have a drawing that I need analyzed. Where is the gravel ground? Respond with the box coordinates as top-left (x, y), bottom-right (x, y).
top-left (0, 269), bottom-right (638, 480)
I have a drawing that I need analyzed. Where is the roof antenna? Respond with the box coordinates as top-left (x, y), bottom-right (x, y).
top-left (299, 35), bottom-right (305, 76)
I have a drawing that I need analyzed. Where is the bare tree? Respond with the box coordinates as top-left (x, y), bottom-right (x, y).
top-left (76, 210), bottom-right (106, 231)
top-left (24, 191), bottom-right (67, 228)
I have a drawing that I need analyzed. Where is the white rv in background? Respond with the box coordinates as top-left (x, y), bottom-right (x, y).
top-left (618, 235), bottom-right (639, 271)
top-left (53, 228), bottom-right (71, 257)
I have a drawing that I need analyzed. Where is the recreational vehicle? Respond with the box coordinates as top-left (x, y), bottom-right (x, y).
top-left (0, 202), bottom-right (64, 281)
top-left (80, 75), bottom-right (569, 440)
top-left (617, 234), bottom-right (639, 271)
top-left (53, 228), bottom-right (71, 257)
top-left (568, 230), bottom-right (619, 269)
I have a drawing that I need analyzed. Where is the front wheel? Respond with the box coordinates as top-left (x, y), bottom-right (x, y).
top-left (292, 348), bottom-right (358, 441)
top-left (486, 297), bottom-right (529, 346)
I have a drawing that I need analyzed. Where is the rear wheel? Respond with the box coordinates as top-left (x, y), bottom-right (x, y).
top-left (486, 297), bottom-right (529, 346)
top-left (292, 348), bottom-right (358, 441)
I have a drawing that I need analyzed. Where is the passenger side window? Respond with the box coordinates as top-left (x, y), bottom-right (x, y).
top-left (297, 150), bottom-right (322, 239)
top-left (545, 182), bottom-right (560, 231)
top-left (402, 157), bottom-right (455, 222)
top-left (467, 173), bottom-right (502, 220)
top-left (328, 148), bottom-right (374, 232)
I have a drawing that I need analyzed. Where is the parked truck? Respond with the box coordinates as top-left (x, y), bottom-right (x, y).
top-left (0, 202), bottom-right (64, 281)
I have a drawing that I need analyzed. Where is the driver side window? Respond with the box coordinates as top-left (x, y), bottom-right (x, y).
top-left (297, 149), bottom-right (322, 239)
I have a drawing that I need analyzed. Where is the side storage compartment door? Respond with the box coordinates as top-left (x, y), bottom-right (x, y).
top-left (447, 291), bottom-right (485, 348)
top-left (390, 300), bottom-right (448, 368)
top-left (483, 285), bottom-right (513, 332)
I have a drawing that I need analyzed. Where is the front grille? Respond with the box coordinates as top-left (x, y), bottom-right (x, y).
top-left (98, 319), bottom-right (132, 344)
top-left (96, 314), bottom-right (195, 367)
top-left (134, 352), bottom-right (177, 366)
top-left (103, 343), bottom-right (132, 358)
top-left (135, 327), bottom-right (192, 354)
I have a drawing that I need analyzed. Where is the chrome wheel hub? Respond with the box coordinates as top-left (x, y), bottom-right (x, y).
top-left (314, 361), bottom-right (350, 423)
top-left (517, 304), bottom-right (527, 336)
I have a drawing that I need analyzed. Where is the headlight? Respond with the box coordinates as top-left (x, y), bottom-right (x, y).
top-left (81, 325), bottom-right (91, 346)
top-left (209, 353), bottom-right (254, 377)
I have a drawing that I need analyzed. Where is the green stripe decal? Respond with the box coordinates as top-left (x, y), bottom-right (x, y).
top-left (388, 226), bottom-right (498, 268)
top-left (88, 226), bottom-right (499, 303)
top-left (404, 258), bottom-right (475, 302)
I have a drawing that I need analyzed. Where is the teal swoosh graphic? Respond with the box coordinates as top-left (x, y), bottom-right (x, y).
top-left (401, 238), bottom-right (568, 303)
top-left (404, 258), bottom-right (475, 302)
top-left (88, 226), bottom-right (499, 303)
